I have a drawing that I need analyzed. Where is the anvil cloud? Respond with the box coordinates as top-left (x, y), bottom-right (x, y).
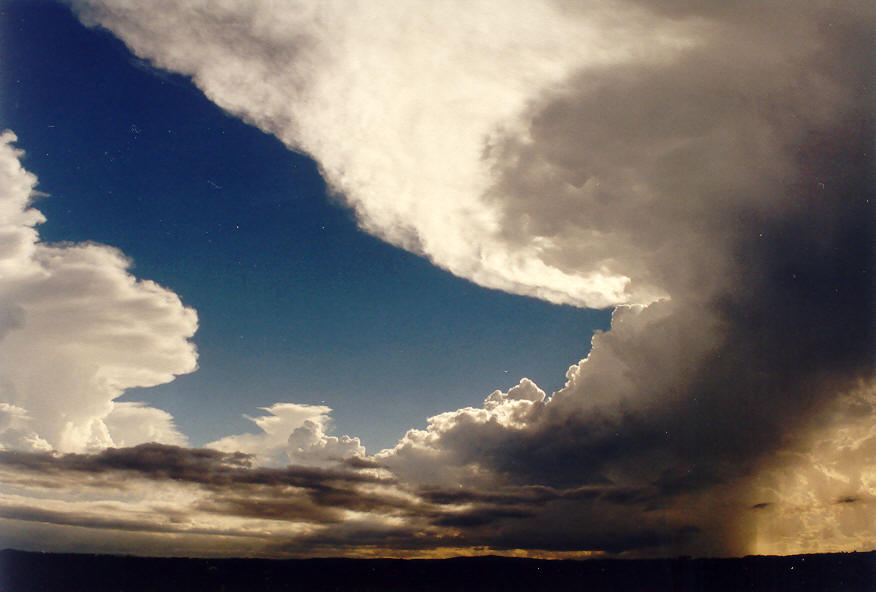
top-left (0, 0), bottom-right (872, 558)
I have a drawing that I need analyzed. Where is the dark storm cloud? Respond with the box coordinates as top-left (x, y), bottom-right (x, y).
top-left (417, 483), bottom-right (603, 506)
top-left (343, 456), bottom-right (386, 470)
top-left (379, 0), bottom-right (874, 556)
top-left (430, 507), bottom-right (534, 528)
top-left (0, 444), bottom-right (413, 531)
top-left (6, 0), bottom-right (868, 557)
top-left (0, 504), bottom-right (263, 539)
top-left (1, 444), bottom-right (701, 555)
top-left (1, 444), bottom-right (249, 477)
top-left (194, 496), bottom-right (342, 524)
top-left (0, 443), bottom-right (392, 488)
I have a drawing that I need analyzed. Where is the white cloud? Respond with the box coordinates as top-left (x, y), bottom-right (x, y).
top-left (72, 0), bottom-right (704, 308)
top-left (104, 402), bottom-right (188, 448)
top-left (377, 378), bottom-right (547, 486)
top-left (0, 131), bottom-right (198, 452)
top-left (287, 419), bottom-right (365, 467)
top-left (207, 402), bottom-right (348, 465)
top-left (13, 0), bottom-right (869, 556)
top-left (0, 402), bottom-right (50, 452)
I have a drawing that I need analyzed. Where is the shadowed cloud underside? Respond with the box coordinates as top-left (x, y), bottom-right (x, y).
top-left (0, 0), bottom-right (872, 558)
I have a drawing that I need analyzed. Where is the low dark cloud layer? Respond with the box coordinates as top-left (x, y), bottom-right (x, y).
top-left (0, 0), bottom-right (871, 558)
top-left (0, 444), bottom-right (417, 552)
top-left (0, 443), bottom-right (395, 497)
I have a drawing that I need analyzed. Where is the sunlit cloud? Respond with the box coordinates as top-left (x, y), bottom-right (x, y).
top-left (0, 0), bottom-right (871, 559)
top-left (0, 132), bottom-right (197, 453)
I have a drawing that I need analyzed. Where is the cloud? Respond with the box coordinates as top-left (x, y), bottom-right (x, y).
top-left (4, 0), bottom-right (866, 557)
top-left (0, 403), bottom-right (50, 453)
top-left (375, 1), bottom-right (868, 556)
top-left (72, 0), bottom-right (705, 309)
top-left (287, 419), bottom-right (366, 467)
top-left (0, 443), bottom-right (431, 557)
top-left (105, 402), bottom-right (188, 448)
top-left (207, 402), bottom-right (357, 466)
top-left (0, 443), bottom-right (395, 490)
top-left (0, 131), bottom-right (198, 453)
top-left (746, 386), bottom-right (876, 555)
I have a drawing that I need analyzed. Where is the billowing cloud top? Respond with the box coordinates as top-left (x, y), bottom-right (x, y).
top-left (0, 0), bottom-right (872, 559)
top-left (0, 131), bottom-right (198, 453)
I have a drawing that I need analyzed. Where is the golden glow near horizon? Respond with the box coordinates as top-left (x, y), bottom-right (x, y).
top-left (0, 0), bottom-right (873, 559)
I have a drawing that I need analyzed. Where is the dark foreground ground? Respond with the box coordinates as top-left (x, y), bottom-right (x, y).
top-left (1, 549), bottom-right (873, 591)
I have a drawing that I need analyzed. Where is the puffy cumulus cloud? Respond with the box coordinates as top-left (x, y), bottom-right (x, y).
top-left (378, 379), bottom-right (549, 487)
top-left (0, 131), bottom-right (197, 453)
top-left (104, 402), bottom-right (188, 448)
top-left (11, 0), bottom-right (866, 557)
top-left (484, 378), bottom-right (546, 411)
top-left (208, 402), bottom-right (365, 467)
top-left (287, 419), bottom-right (365, 467)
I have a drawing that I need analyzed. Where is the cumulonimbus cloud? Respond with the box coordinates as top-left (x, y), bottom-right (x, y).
top-left (375, 2), bottom-right (874, 555)
top-left (0, 131), bottom-right (198, 453)
top-left (1, 0), bottom-right (870, 558)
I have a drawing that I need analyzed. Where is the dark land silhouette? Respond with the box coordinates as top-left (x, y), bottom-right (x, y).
top-left (1, 549), bottom-right (873, 591)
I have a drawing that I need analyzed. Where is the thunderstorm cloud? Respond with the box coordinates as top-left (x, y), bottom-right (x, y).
top-left (0, 0), bottom-right (872, 558)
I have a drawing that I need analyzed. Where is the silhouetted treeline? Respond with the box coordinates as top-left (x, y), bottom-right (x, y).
top-left (1, 549), bottom-right (873, 591)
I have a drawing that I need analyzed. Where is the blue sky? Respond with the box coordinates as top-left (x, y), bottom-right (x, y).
top-left (0, 1), bottom-right (608, 452)
top-left (0, 0), bottom-right (871, 559)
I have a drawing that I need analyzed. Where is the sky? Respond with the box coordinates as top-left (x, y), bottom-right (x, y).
top-left (0, 0), bottom-right (873, 559)
top-left (0, 0), bottom-right (611, 454)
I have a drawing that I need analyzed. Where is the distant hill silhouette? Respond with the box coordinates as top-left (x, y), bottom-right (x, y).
top-left (1, 549), bottom-right (873, 591)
